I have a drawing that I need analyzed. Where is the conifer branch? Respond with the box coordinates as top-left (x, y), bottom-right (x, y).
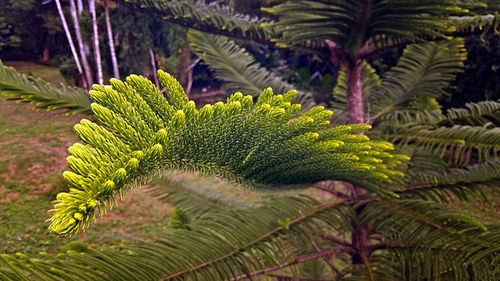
top-left (48, 70), bottom-right (407, 236)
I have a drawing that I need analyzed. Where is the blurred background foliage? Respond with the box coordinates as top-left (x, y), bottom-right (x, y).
top-left (0, 0), bottom-right (498, 106)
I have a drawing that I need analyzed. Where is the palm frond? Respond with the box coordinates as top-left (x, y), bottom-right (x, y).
top-left (374, 100), bottom-right (500, 130)
top-left (113, 0), bottom-right (276, 43)
top-left (382, 123), bottom-right (500, 165)
top-left (263, 0), bottom-right (466, 51)
top-left (451, 14), bottom-right (500, 36)
top-left (369, 39), bottom-right (466, 122)
top-left (48, 70), bottom-right (407, 236)
top-left (148, 173), bottom-right (256, 217)
top-left (362, 199), bottom-right (500, 280)
top-left (441, 100), bottom-right (500, 127)
top-left (0, 60), bottom-right (92, 114)
top-left (187, 29), bottom-right (316, 109)
top-left (1, 197), bottom-right (351, 280)
top-left (400, 159), bottom-right (500, 201)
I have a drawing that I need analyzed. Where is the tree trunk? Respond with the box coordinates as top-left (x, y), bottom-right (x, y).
top-left (346, 59), bottom-right (364, 124)
top-left (89, 0), bottom-right (103, 84)
top-left (149, 48), bottom-right (159, 88)
top-left (70, 0), bottom-right (93, 88)
top-left (77, 0), bottom-right (91, 73)
top-left (54, 0), bottom-right (88, 89)
top-left (344, 57), bottom-right (374, 273)
top-left (177, 44), bottom-right (191, 88)
top-left (76, 0), bottom-right (83, 13)
top-left (41, 33), bottom-right (52, 63)
top-left (104, 1), bottom-right (120, 79)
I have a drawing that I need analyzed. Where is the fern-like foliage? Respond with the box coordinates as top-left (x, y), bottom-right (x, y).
top-left (0, 60), bottom-right (92, 114)
top-left (380, 122), bottom-right (500, 166)
top-left (114, 0), bottom-right (276, 42)
top-left (2, 196), bottom-right (350, 280)
top-left (451, 14), bottom-right (500, 36)
top-left (48, 70), bottom-right (407, 236)
top-left (263, 0), bottom-right (467, 50)
top-left (148, 173), bottom-right (255, 217)
top-left (362, 199), bottom-right (500, 280)
top-left (187, 29), bottom-right (316, 109)
top-left (332, 39), bottom-right (466, 124)
top-left (401, 159), bottom-right (500, 201)
top-left (369, 38), bottom-right (466, 120)
top-left (441, 100), bottom-right (500, 127)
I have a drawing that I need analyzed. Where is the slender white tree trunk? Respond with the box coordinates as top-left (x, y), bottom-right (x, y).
top-left (54, 0), bottom-right (88, 89)
top-left (104, 2), bottom-right (120, 79)
top-left (69, 0), bottom-right (93, 88)
top-left (89, 0), bottom-right (103, 84)
top-left (77, 0), bottom-right (91, 71)
top-left (149, 48), bottom-right (159, 88)
top-left (76, 0), bottom-right (83, 13)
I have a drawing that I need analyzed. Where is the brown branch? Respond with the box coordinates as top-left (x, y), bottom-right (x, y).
top-left (311, 232), bottom-right (351, 248)
top-left (266, 273), bottom-right (332, 281)
top-left (361, 252), bottom-right (376, 281)
top-left (368, 242), bottom-right (466, 253)
top-left (311, 240), bottom-right (340, 275)
top-left (189, 90), bottom-right (227, 101)
top-left (186, 57), bottom-right (200, 97)
top-left (312, 184), bottom-right (349, 199)
top-left (233, 248), bottom-right (349, 280)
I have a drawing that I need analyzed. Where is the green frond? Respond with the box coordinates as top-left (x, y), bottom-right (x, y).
top-left (362, 199), bottom-right (500, 280)
top-left (187, 29), bottom-right (316, 109)
top-left (0, 60), bottom-right (92, 114)
top-left (372, 110), bottom-right (446, 128)
top-left (375, 100), bottom-right (500, 130)
top-left (264, 0), bottom-right (467, 51)
top-left (400, 159), bottom-right (500, 201)
top-left (451, 14), bottom-right (500, 37)
top-left (371, 244), bottom-right (500, 281)
top-left (369, 39), bottom-right (466, 121)
top-left (1, 197), bottom-right (350, 280)
top-left (382, 123), bottom-right (500, 165)
top-left (48, 70), bottom-right (407, 236)
top-left (441, 100), bottom-right (500, 127)
top-left (148, 173), bottom-right (256, 217)
top-left (114, 0), bottom-right (276, 42)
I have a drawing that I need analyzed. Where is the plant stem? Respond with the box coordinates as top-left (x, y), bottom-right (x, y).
top-left (233, 248), bottom-right (348, 280)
